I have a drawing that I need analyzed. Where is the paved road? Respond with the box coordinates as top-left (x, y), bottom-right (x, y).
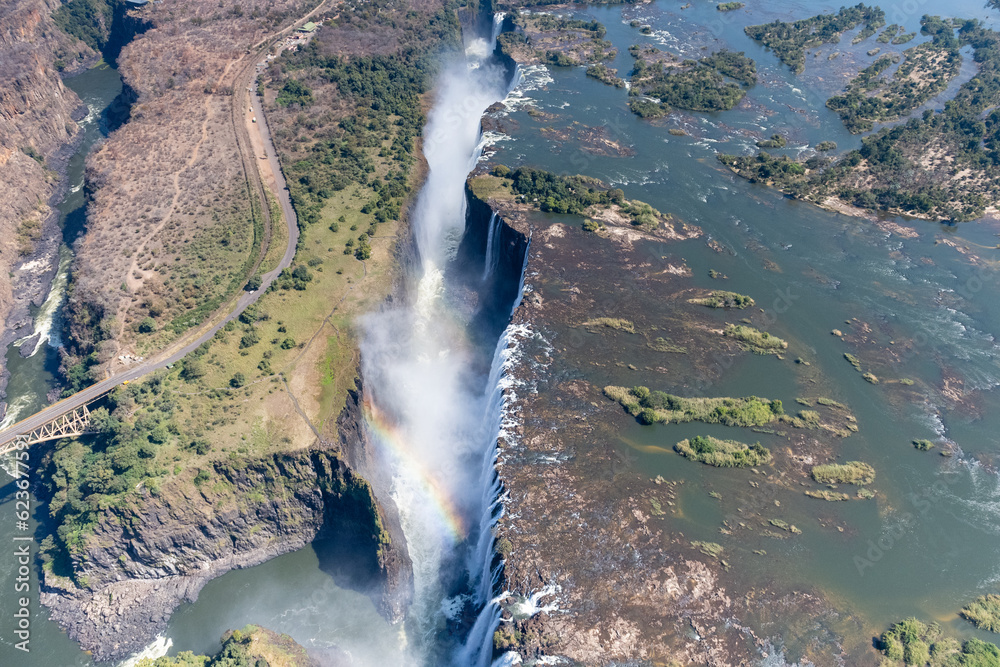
top-left (0, 7), bottom-right (327, 450)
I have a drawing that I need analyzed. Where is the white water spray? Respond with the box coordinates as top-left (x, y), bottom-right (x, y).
top-left (359, 19), bottom-right (519, 665)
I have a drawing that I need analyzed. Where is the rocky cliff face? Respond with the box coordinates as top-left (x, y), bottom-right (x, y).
top-left (40, 444), bottom-right (408, 661)
top-left (0, 0), bottom-right (93, 379)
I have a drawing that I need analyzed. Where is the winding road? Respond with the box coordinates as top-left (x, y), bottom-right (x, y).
top-left (0, 4), bottom-right (331, 450)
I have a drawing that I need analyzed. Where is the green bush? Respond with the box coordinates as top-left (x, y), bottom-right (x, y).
top-left (811, 461), bottom-right (875, 485)
top-left (675, 436), bottom-right (772, 467)
top-left (962, 594), bottom-right (1000, 633)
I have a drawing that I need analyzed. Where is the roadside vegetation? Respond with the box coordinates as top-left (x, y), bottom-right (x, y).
top-left (744, 4), bottom-right (886, 74)
top-left (674, 435), bottom-right (771, 467)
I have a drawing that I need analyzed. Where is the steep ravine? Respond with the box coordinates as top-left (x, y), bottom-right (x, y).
top-left (37, 389), bottom-right (410, 662)
top-left (0, 0), bottom-right (93, 399)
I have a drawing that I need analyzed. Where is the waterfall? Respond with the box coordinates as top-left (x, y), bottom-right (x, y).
top-left (482, 211), bottom-right (501, 280)
top-left (491, 12), bottom-right (506, 44)
top-left (358, 13), bottom-right (524, 665)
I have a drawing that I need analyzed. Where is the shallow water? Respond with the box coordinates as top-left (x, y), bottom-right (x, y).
top-left (5, 1), bottom-right (1000, 664)
top-left (488, 0), bottom-right (1000, 656)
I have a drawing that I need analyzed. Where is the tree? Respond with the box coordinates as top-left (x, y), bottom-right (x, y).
top-left (138, 317), bottom-right (156, 333)
top-left (245, 275), bottom-right (262, 292)
top-left (181, 359), bottom-right (206, 381)
top-left (230, 372), bottom-right (247, 388)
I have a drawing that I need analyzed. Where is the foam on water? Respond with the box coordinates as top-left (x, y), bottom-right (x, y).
top-left (116, 635), bottom-right (172, 667)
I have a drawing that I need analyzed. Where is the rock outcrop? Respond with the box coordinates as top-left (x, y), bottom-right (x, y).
top-left (40, 446), bottom-right (408, 661)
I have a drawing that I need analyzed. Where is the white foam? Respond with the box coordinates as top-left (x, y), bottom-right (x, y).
top-left (116, 635), bottom-right (172, 667)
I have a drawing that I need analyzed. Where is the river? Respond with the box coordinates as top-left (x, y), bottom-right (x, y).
top-left (5, 0), bottom-right (1000, 664)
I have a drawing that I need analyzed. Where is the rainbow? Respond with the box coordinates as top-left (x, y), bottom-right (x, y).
top-left (363, 398), bottom-right (468, 542)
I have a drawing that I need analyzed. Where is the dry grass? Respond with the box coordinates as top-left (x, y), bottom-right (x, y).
top-left (67, 0), bottom-right (318, 365)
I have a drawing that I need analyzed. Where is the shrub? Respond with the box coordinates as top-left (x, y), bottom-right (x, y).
top-left (811, 461), bottom-right (875, 485)
top-left (675, 435), bottom-right (772, 467)
top-left (962, 594), bottom-right (1000, 633)
top-left (194, 469), bottom-right (211, 487)
top-left (239, 329), bottom-right (260, 349)
top-left (912, 439), bottom-right (935, 451)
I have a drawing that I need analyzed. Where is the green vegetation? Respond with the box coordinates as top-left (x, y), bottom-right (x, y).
top-left (21, 146), bottom-right (44, 164)
top-left (717, 152), bottom-right (806, 188)
top-left (647, 336), bottom-right (687, 354)
top-left (491, 167), bottom-right (666, 228)
top-left (629, 49), bottom-right (757, 115)
top-left (879, 617), bottom-right (1000, 666)
top-left (604, 385), bottom-right (784, 428)
top-left (692, 540), bottom-right (725, 559)
top-left (52, 0), bottom-right (113, 52)
top-left (878, 24), bottom-right (901, 43)
top-left (674, 435), bottom-right (772, 467)
top-left (805, 489), bottom-right (851, 501)
top-left (811, 461), bottom-right (875, 485)
top-left (717, 2), bottom-right (744, 11)
top-left (962, 595), bottom-right (1000, 634)
top-left (844, 352), bottom-right (863, 371)
top-left (913, 439), bottom-right (936, 451)
top-left (275, 79), bottom-right (313, 107)
top-left (582, 317), bottom-right (635, 333)
top-left (815, 141), bottom-right (838, 151)
top-left (827, 41), bottom-right (961, 133)
top-left (586, 63), bottom-right (626, 88)
top-left (769, 518), bottom-right (802, 534)
top-left (723, 324), bottom-right (788, 354)
top-left (723, 18), bottom-right (1000, 221)
top-left (689, 290), bottom-right (755, 308)
top-left (138, 624), bottom-right (314, 667)
top-left (582, 218), bottom-right (604, 232)
top-left (745, 5), bottom-right (886, 73)
top-left (499, 14), bottom-right (614, 67)
top-left (756, 134), bottom-right (787, 148)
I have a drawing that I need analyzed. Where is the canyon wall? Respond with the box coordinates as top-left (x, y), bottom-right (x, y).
top-left (39, 437), bottom-right (408, 661)
top-left (0, 0), bottom-right (93, 377)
